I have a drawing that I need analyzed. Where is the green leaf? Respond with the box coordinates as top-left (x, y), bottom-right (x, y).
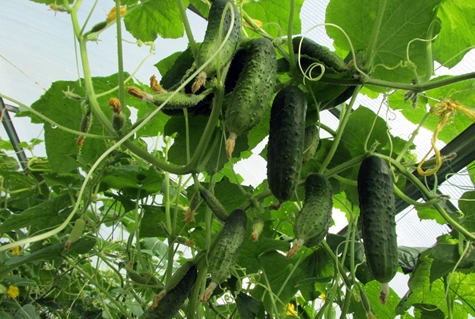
top-left (417, 206), bottom-right (447, 225)
top-left (0, 193), bottom-right (71, 234)
top-left (100, 165), bottom-right (164, 199)
top-left (27, 74), bottom-right (139, 173)
top-left (124, 1), bottom-right (188, 41)
top-left (297, 248), bottom-right (334, 301)
top-left (139, 205), bottom-right (168, 238)
top-left (433, 1), bottom-right (475, 68)
top-left (398, 246), bottom-right (428, 274)
top-left (251, 251), bottom-right (304, 315)
top-left (236, 292), bottom-right (262, 319)
top-left (458, 191), bottom-right (475, 232)
top-left (340, 106), bottom-right (390, 157)
top-left (3, 239), bottom-right (95, 271)
top-left (243, 0), bottom-right (303, 38)
top-left (15, 304), bottom-right (39, 319)
top-left (413, 304), bottom-right (445, 319)
top-left (0, 311), bottom-right (13, 319)
top-left (326, 0), bottom-right (441, 85)
top-left (395, 251), bottom-right (472, 318)
top-left (351, 281), bottom-right (399, 319)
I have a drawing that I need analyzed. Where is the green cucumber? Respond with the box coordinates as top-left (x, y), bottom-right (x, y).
top-left (302, 125), bottom-right (320, 163)
top-left (251, 217), bottom-right (264, 242)
top-left (192, 0), bottom-right (241, 92)
top-left (200, 209), bottom-right (247, 302)
top-left (287, 173), bottom-right (332, 258)
top-left (292, 36), bottom-right (346, 72)
top-left (267, 85), bottom-right (307, 207)
top-left (199, 187), bottom-right (229, 223)
top-left (140, 264), bottom-right (197, 319)
top-left (225, 37), bottom-right (277, 157)
top-left (357, 155), bottom-right (398, 305)
top-left (64, 218), bottom-right (86, 250)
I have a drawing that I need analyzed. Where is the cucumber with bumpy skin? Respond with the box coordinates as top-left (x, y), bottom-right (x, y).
top-left (293, 36), bottom-right (346, 72)
top-left (140, 264), bottom-right (197, 319)
top-left (199, 187), bottom-right (229, 222)
top-left (267, 85), bottom-right (307, 207)
top-left (192, 0), bottom-right (241, 92)
top-left (302, 125), bottom-right (320, 163)
top-left (225, 37), bottom-right (277, 157)
top-left (357, 155), bottom-right (398, 305)
top-left (287, 173), bottom-right (332, 258)
top-left (200, 209), bottom-right (247, 302)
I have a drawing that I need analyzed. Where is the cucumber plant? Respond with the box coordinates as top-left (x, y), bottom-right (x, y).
top-left (2, 1), bottom-right (475, 319)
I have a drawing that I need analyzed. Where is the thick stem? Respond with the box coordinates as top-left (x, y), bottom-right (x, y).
top-left (319, 86), bottom-right (361, 173)
top-left (364, 0), bottom-right (387, 71)
top-left (176, 0), bottom-right (197, 56)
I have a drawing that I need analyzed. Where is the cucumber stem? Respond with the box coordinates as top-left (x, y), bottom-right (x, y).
top-left (379, 282), bottom-right (390, 305)
top-left (286, 238), bottom-right (304, 258)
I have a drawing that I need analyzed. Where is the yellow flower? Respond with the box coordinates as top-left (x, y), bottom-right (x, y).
top-left (11, 246), bottom-right (20, 255)
top-left (320, 292), bottom-right (326, 300)
top-left (7, 286), bottom-right (19, 299)
top-left (106, 6), bottom-right (127, 23)
top-left (286, 303), bottom-right (298, 316)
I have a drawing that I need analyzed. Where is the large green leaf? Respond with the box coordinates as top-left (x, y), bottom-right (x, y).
top-left (100, 165), bottom-right (164, 199)
top-left (27, 74), bottom-right (140, 173)
top-left (0, 193), bottom-right (71, 234)
top-left (458, 191), bottom-right (475, 232)
top-left (124, 1), bottom-right (188, 41)
top-left (433, 0), bottom-right (475, 68)
top-left (251, 251), bottom-right (304, 315)
top-left (243, 0), bottom-right (303, 38)
top-left (340, 106), bottom-right (391, 157)
top-left (326, 0), bottom-right (441, 85)
top-left (396, 251), bottom-right (471, 318)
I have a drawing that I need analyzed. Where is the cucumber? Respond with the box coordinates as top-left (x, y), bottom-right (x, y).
top-left (140, 264), bottom-right (197, 319)
top-left (225, 37), bottom-right (277, 157)
top-left (159, 47), bottom-right (214, 117)
top-left (302, 124), bottom-right (320, 163)
top-left (199, 187), bottom-right (229, 222)
top-left (287, 173), bottom-right (332, 258)
top-left (200, 209), bottom-right (247, 302)
top-left (112, 112), bottom-right (125, 131)
top-left (292, 36), bottom-right (346, 72)
top-left (357, 155), bottom-right (398, 305)
top-left (192, 0), bottom-right (241, 92)
top-left (267, 85), bottom-right (307, 207)
top-left (64, 218), bottom-right (86, 250)
top-left (251, 217), bottom-right (264, 242)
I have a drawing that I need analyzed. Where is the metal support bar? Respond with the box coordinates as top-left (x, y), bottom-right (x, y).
top-left (0, 97), bottom-right (28, 170)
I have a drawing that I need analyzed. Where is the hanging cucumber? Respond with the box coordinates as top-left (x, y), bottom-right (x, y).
top-left (267, 85), bottom-right (307, 207)
top-left (140, 264), bottom-right (197, 319)
top-left (64, 218), bottom-right (86, 250)
top-left (192, 0), bottom-right (241, 93)
top-left (199, 187), bottom-right (229, 222)
top-left (287, 173), bottom-right (332, 258)
top-left (292, 36), bottom-right (347, 72)
top-left (302, 124), bottom-right (320, 163)
top-left (357, 155), bottom-right (398, 305)
top-left (225, 37), bottom-right (277, 157)
top-left (200, 209), bottom-right (247, 302)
